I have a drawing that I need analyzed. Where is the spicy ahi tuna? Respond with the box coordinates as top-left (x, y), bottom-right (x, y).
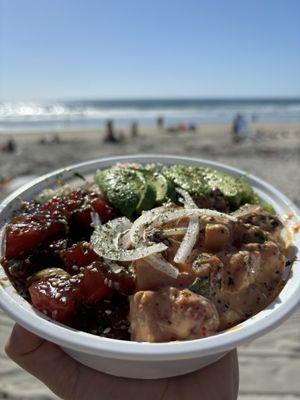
top-left (1, 163), bottom-right (293, 343)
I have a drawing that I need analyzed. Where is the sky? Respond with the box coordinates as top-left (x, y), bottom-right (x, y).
top-left (0, 0), bottom-right (299, 101)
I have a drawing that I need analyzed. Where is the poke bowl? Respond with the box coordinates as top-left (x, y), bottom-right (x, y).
top-left (0, 154), bottom-right (299, 379)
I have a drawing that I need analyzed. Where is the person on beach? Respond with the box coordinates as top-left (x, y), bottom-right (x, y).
top-left (103, 120), bottom-right (118, 143)
top-left (157, 116), bottom-right (164, 131)
top-left (188, 123), bottom-right (197, 132)
top-left (5, 324), bottom-right (239, 400)
top-left (130, 121), bottom-right (139, 138)
top-left (231, 114), bottom-right (248, 143)
top-left (1, 138), bottom-right (17, 153)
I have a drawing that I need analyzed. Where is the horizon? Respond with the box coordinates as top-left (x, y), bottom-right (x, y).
top-left (1, 0), bottom-right (300, 101)
top-left (2, 96), bottom-right (300, 104)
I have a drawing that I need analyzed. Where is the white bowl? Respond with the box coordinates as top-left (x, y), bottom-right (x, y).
top-left (0, 155), bottom-right (299, 379)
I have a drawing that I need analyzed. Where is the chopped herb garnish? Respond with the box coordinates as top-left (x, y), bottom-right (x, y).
top-left (188, 277), bottom-right (210, 297)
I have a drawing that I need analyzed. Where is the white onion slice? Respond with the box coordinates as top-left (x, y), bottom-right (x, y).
top-left (130, 207), bottom-right (236, 246)
top-left (91, 217), bottom-right (167, 261)
top-left (161, 189), bottom-right (202, 238)
top-left (174, 188), bottom-right (200, 263)
top-left (130, 205), bottom-right (175, 245)
top-left (113, 227), bottom-right (132, 250)
top-left (147, 254), bottom-right (179, 278)
top-left (173, 217), bottom-right (199, 263)
top-left (163, 227), bottom-right (188, 236)
top-left (107, 217), bottom-right (132, 233)
top-left (90, 212), bottom-right (102, 228)
top-left (176, 187), bottom-right (198, 208)
top-left (92, 236), bottom-right (167, 261)
top-left (103, 259), bottom-right (126, 274)
top-left (117, 229), bottom-right (132, 250)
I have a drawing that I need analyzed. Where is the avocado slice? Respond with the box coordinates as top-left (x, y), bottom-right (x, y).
top-left (95, 167), bottom-right (155, 217)
top-left (95, 164), bottom-right (258, 216)
top-left (151, 171), bottom-right (176, 204)
top-left (162, 165), bottom-right (256, 209)
top-left (136, 169), bottom-right (176, 205)
top-left (162, 165), bottom-right (212, 199)
top-left (201, 168), bottom-right (255, 208)
top-left (135, 177), bottom-right (156, 213)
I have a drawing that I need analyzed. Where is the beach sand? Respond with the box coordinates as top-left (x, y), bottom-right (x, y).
top-left (0, 121), bottom-right (300, 399)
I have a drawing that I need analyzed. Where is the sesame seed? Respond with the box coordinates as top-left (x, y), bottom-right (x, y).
top-left (72, 265), bottom-right (79, 271)
top-left (90, 268), bottom-right (97, 272)
top-left (51, 282), bottom-right (58, 287)
top-left (58, 282), bottom-right (66, 288)
top-left (55, 292), bottom-right (61, 299)
top-left (103, 327), bottom-right (111, 334)
top-left (70, 278), bottom-right (76, 283)
top-left (61, 297), bottom-right (67, 304)
top-left (78, 274), bottom-right (84, 278)
top-left (105, 310), bottom-right (112, 315)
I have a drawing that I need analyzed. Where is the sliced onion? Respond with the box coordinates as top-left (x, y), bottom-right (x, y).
top-left (115, 229), bottom-right (132, 250)
top-left (90, 212), bottom-right (102, 228)
top-left (103, 259), bottom-right (125, 274)
top-left (173, 217), bottom-right (199, 264)
top-left (147, 254), bottom-right (179, 278)
top-left (130, 207), bottom-right (236, 246)
top-left (163, 227), bottom-right (188, 236)
top-left (173, 188), bottom-right (200, 263)
top-left (91, 217), bottom-right (167, 261)
top-left (92, 237), bottom-right (167, 262)
top-left (109, 217), bottom-right (132, 231)
top-left (109, 219), bottom-right (132, 250)
top-left (176, 188), bottom-right (198, 208)
top-left (161, 192), bottom-right (202, 235)
top-left (130, 205), bottom-right (175, 245)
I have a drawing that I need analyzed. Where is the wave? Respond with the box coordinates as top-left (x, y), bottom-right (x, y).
top-left (1, 99), bottom-right (300, 131)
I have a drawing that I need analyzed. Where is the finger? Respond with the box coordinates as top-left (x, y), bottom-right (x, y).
top-left (71, 366), bottom-right (168, 400)
top-left (5, 324), bottom-right (167, 400)
top-left (164, 350), bottom-right (239, 400)
top-left (5, 324), bottom-right (80, 399)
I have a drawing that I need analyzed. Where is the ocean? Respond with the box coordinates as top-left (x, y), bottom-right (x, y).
top-left (0, 98), bottom-right (300, 133)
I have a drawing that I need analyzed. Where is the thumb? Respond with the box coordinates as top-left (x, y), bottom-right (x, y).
top-left (5, 324), bottom-right (79, 399)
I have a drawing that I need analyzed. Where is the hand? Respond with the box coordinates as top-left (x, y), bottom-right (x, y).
top-left (6, 324), bottom-right (239, 400)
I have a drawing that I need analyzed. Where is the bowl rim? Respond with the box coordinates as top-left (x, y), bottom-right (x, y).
top-left (0, 154), bottom-right (299, 361)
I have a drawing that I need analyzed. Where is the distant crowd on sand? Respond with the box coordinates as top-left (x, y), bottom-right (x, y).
top-left (103, 114), bottom-right (251, 144)
top-left (103, 116), bottom-right (197, 143)
top-left (0, 113), bottom-right (287, 153)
